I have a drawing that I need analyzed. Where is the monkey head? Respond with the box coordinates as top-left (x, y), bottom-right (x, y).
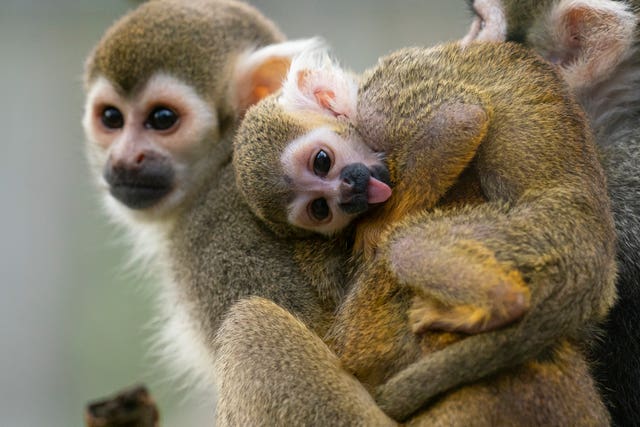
top-left (234, 52), bottom-right (393, 237)
top-left (82, 0), bottom-right (317, 227)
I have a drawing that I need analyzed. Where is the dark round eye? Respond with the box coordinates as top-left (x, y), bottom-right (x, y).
top-left (145, 107), bottom-right (178, 131)
top-left (101, 106), bottom-right (124, 129)
top-left (313, 150), bottom-right (331, 177)
top-left (309, 198), bottom-right (331, 222)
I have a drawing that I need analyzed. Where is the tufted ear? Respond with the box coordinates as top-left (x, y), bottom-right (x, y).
top-left (233, 38), bottom-right (324, 115)
top-left (279, 47), bottom-right (359, 119)
top-left (460, 0), bottom-right (507, 46)
top-left (542, 0), bottom-right (637, 90)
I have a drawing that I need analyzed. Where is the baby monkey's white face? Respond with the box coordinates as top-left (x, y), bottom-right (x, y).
top-left (281, 126), bottom-right (392, 235)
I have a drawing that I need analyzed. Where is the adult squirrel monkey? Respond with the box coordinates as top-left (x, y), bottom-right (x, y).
top-left (83, 1), bottom-right (370, 422)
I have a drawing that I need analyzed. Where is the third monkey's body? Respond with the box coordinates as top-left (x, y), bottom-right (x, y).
top-left (463, 1), bottom-right (640, 423)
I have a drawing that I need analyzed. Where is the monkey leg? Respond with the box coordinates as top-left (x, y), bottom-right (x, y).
top-left (382, 205), bottom-right (531, 335)
top-left (374, 192), bottom-right (616, 420)
top-left (406, 341), bottom-right (610, 427)
top-left (213, 297), bottom-right (396, 427)
top-left (397, 238), bottom-right (531, 335)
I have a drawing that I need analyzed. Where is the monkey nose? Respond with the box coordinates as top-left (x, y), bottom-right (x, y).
top-left (339, 163), bottom-right (370, 194)
top-left (338, 163), bottom-right (391, 215)
top-left (338, 163), bottom-right (369, 214)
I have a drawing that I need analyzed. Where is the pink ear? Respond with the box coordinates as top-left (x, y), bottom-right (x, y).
top-left (233, 39), bottom-right (323, 115)
top-left (280, 52), bottom-right (358, 119)
top-left (549, 0), bottom-right (637, 90)
top-left (315, 89), bottom-right (337, 112)
top-left (295, 69), bottom-right (342, 116)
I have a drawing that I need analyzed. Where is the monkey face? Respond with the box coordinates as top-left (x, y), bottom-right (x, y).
top-left (83, 73), bottom-right (217, 219)
top-left (281, 127), bottom-right (392, 235)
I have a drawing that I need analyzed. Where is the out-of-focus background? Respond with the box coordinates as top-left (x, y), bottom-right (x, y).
top-left (0, 1), bottom-right (469, 425)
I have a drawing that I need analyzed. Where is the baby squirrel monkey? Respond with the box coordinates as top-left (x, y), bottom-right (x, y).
top-left (234, 49), bottom-right (530, 334)
top-left (232, 42), bottom-right (616, 424)
top-left (463, 0), bottom-right (640, 424)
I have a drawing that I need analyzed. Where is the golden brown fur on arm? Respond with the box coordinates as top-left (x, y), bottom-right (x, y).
top-left (353, 101), bottom-right (490, 257)
top-left (353, 100), bottom-right (533, 333)
top-left (375, 171), bottom-right (616, 420)
top-left (215, 296), bottom-right (610, 427)
top-left (213, 297), bottom-right (396, 427)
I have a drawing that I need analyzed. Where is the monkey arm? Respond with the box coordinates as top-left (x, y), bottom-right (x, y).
top-left (391, 102), bottom-right (489, 201)
top-left (373, 187), bottom-right (617, 421)
top-left (355, 102), bottom-right (489, 254)
top-left (213, 297), bottom-right (397, 427)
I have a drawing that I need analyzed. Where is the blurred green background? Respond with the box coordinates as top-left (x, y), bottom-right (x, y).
top-left (0, 1), bottom-right (468, 425)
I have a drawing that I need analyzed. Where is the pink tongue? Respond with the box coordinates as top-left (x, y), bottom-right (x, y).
top-left (367, 177), bottom-right (392, 204)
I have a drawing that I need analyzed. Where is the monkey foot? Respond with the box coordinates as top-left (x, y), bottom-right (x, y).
top-left (409, 284), bottom-right (530, 335)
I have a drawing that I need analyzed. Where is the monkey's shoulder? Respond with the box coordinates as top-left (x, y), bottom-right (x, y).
top-left (169, 166), bottom-right (342, 330)
top-left (363, 42), bottom-right (567, 106)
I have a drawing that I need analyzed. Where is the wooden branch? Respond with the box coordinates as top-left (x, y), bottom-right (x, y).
top-left (85, 384), bottom-right (159, 427)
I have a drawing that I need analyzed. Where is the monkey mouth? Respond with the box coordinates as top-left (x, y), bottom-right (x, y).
top-left (105, 164), bottom-right (175, 210)
top-left (368, 164), bottom-right (392, 204)
top-left (367, 176), bottom-right (392, 204)
top-left (109, 183), bottom-right (174, 210)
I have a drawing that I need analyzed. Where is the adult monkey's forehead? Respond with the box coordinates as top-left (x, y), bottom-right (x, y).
top-left (85, 0), bottom-right (284, 99)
